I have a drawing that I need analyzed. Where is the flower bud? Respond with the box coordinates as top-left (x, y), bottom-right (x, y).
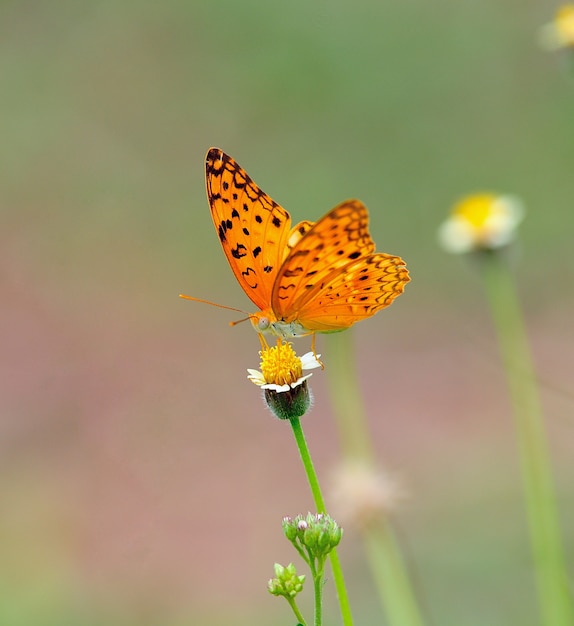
top-left (283, 512), bottom-right (343, 560)
top-left (267, 562), bottom-right (305, 598)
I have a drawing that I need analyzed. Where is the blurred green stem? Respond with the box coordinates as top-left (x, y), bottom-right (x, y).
top-left (480, 251), bottom-right (573, 626)
top-left (364, 521), bottom-right (425, 626)
top-left (326, 331), bottom-right (374, 463)
top-left (290, 416), bottom-right (354, 626)
top-left (326, 331), bottom-right (425, 626)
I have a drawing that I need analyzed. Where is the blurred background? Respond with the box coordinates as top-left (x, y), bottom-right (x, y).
top-left (1, 1), bottom-right (573, 624)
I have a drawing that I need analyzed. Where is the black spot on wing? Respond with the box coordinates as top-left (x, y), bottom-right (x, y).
top-left (232, 173), bottom-right (246, 189)
top-left (241, 266), bottom-right (257, 288)
top-left (231, 244), bottom-right (247, 259)
top-left (217, 218), bottom-right (233, 242)
top-left (282, 267), bottom-right (304, 277)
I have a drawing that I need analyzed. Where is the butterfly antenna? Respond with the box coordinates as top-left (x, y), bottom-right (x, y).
top-left (179, 294), bottom-right (248, 315)
top-left (229, 315), bottom-right (253, 327)
top-left (179, 294), bottom-right (258, 329)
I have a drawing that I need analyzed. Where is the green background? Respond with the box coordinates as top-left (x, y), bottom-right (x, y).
top-left (1, 1), bottom-right (573, 625)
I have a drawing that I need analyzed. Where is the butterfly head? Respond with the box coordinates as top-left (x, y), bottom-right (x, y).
top-left (249, 309), bottom-right (275, 335)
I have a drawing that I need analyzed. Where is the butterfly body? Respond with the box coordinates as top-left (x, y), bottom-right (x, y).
top-left (206, 148), bottom-right (410, 339)
top-left (251, 310), bottom-right (309, 339)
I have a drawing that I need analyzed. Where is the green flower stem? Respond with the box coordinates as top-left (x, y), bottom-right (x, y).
top-left (290, 416), bottom-right (354, 626)
top-left (313, 560), bottom-right (324, 626)
top-left (326, 331), bottom-right (425, 626)
top-left (480, 252), bottom-right (574, 626)
top-left (285, 596), bottom-right (307, 626)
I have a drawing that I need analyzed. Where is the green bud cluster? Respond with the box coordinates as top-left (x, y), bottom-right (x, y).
top-left (283, 513), bottom-right (343, 561)
top-left (268, 562), bottom-right (306, 598)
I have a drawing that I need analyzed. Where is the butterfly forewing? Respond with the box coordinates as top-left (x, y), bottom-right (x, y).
top-left (206, 148), bottom-right (291, 311)
top-left (272, 200), bottom-right (376, 319)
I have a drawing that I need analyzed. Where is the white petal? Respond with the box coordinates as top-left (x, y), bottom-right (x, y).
top-left (537, 21), bottom-right (574, 50)
top-left (300, 352), bottom-right (323, 370)
top-left (261, 382), bottom-right (291, 393)
top-left (484, 196), bottom-right (524, 247)
top-left (247, 369), bottom-right (266, 386)
top-left (491, 195), bottom-right (524, 226)
top-left (538, 23), bottom-right (562, 50)
top-left (290, 373), bottom-right (313, 388)
top-left (437, 217), bottom-right (475, 254)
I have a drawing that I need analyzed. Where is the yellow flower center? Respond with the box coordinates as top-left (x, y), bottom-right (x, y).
top-left (452, 194), bottom-right (497, 228)
top-left (556, 5), bottom-right (574, 42)
top-left (260, 341), bottom-right (303, 386)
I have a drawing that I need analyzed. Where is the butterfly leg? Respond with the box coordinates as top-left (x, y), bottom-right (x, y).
top-left (311, 333), bottom-right (325, 370)
top-left (258, 333), bottom-right (270, 351)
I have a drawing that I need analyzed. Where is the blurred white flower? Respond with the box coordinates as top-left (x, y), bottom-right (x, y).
top-left (438, 193), bottom-right (524, 254)
top-left (330, 461), bottom-right (403, 530)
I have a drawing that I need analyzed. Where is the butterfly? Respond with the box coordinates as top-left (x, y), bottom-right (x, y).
top-left (185, 148), bottom-right (410, 341)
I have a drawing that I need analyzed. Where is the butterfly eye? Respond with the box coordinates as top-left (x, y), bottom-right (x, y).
top-left (257, 317), bottom-right (270, 332)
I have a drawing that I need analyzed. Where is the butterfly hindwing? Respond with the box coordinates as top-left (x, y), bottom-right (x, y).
top-left (272, 199), bottom-right (409, 331)
top-left (206, 148), bottom-right (291, 311)
top-left (294, 252), bottom-right (410, 331)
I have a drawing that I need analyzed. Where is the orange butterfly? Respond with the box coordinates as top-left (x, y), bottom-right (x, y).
top-left (185, 148), bottom-right (410, 340)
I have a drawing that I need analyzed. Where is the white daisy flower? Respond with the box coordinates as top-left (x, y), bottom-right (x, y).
top-left (438, 193), bottom-right (524, 254)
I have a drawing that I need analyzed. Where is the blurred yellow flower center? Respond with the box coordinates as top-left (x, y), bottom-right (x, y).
top-left (260, 341), bottom-right (303, 386)
top-left (556, 5), bottom-right (574, 40)
top-left (452, 194), bottom-right (497, 228)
